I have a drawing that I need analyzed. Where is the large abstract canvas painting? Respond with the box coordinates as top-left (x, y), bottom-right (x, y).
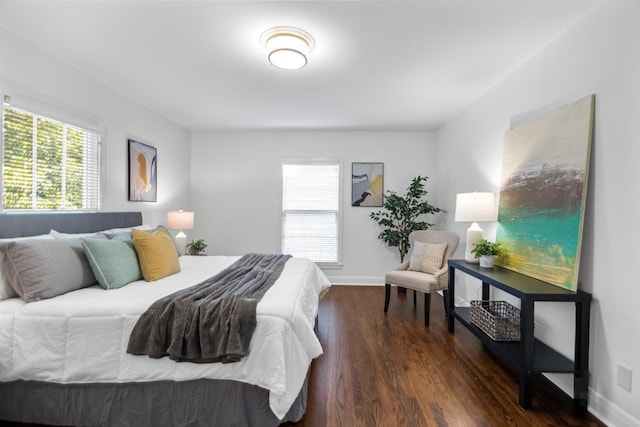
top-left (496, 95), bottom-right (594, 291)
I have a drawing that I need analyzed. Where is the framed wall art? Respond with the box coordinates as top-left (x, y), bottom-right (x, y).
top-left (352, 162), bottom-right (383, 207)
top-left (496, 95), bottom-right (594, 291)
top-left (128, 139), bottom-right (157, 202)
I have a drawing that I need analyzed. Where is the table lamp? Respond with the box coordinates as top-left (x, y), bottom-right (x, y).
top-left (167, 210), bottom-right (194, 255)
top-left (454, 192), bottom-right (497, 263)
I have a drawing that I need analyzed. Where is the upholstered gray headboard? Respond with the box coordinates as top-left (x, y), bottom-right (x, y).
top-left (0, 211), bottom-right (143, 239)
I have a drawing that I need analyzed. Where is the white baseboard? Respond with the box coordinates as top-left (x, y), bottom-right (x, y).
top-left (454, 295), bottom-right (470, 307)
top-left (544, 374), bottom-right (639, 427)
top-left (326, 276), bottom-right (384, 285)
top-left (588, 389), bottom-right (640, 427)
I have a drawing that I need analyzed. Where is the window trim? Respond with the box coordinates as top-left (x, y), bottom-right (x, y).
top-left (281, 158), bottom-right (343, 268)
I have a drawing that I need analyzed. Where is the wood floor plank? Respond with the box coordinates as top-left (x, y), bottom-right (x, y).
top-left (285, 285), bottom-right (606, 427)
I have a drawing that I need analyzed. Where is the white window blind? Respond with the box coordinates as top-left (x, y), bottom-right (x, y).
top-left (282, 162), bottom-right (341, 264)
top-left (2, 105), bottom-right (102, 210)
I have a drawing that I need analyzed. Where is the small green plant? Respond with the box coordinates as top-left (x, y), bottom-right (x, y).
top-left (471, 239), bottom-right (503, 258)
top-left (186, 239), bottom-right (208, 256)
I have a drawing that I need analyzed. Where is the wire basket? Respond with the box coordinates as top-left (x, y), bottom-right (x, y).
top-left (470, 300), bottom-right (521, 342)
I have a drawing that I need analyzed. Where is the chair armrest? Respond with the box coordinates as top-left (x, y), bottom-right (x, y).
top-left (433, 265), bottom-right (448, 279)
top-left (434, 266), bottom-right (449, 288)
top-left (394, 261), bottom-right (410, 271)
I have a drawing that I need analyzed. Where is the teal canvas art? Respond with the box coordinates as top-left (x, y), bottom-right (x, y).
top-left (496, 95), bottom-right (594, 291)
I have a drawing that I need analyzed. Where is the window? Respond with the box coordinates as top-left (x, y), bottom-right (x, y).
top-left (2, 105), bottom-right (101, 210)
top-left (282, 161), bottom-right (341, 265)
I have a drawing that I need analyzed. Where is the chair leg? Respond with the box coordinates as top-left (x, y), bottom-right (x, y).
top-left (424, 293), bottom-right (432, 326)
top-left (413, 290), bottom-right (417, 307)
top-left (384, 283), bottom-right (391, 313)
top-left (442, 289), bottom-right (449, 316)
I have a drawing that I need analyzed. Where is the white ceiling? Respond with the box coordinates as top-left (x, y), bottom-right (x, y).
top-left (0, 0), bottom-right (600, 132)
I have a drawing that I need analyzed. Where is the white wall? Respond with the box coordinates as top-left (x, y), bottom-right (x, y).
top-left (434, 1), bottom-right (640, 425)
top-left (0, 28), bottom-right (191, 226)
top-left (190, 130), bottom-right (441, 283)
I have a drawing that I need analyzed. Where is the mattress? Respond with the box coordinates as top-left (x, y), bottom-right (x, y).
top-left (0, 255), bottom-right (331, 420)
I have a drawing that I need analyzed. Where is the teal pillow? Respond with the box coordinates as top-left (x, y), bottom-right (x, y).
top-left (112, 231), bottom-right (133, 241)
top-left (82, 237), bottom-right (142, 290)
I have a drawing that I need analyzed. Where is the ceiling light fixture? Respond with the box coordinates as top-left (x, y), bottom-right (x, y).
top-left (260, 26), bottom-right (315, 70)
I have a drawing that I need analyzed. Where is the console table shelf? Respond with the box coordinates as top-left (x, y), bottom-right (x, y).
top-left (447, 260), bottom-right (591, 410)
top-left (455, 307), bottom-right (574, 373)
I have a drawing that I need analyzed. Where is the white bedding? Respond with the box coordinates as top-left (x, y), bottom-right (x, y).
top-left (0, 255), bottom-right (331, 419)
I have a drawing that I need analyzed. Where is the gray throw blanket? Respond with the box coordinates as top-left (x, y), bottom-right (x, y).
top-left (127, 253), bottom-right (291, 363)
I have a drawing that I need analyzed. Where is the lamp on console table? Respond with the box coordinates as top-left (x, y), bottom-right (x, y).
top-left (167, 210), bottom-right (194, 255)
top-left (454, 192), bottom-right (497, 263)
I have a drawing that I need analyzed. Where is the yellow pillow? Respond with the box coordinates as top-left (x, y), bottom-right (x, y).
top-left (132, 227), bottom-right (180, 281)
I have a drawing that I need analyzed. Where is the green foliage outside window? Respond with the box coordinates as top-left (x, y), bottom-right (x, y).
top-left (36, 118), bottom-right (63, 209)
top-left (3, 108), bottom-right (33, 209)
top-left (2, 106), bottom-right (101, 210)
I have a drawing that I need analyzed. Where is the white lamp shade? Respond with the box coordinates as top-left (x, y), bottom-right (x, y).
top-left (167, 210), bottom-right (194, 231)
top-left (454, 192), bottom-right (497, 222)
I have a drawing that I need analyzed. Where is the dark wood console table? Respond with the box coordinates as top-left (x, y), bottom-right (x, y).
top-left (447, 259), bottom-right (592, 410)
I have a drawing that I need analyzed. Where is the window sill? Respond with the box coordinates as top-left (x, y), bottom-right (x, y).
top-left (317, 262), bottom-right (343, 270)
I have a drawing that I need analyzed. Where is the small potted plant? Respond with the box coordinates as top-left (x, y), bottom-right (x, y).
top-left (185, 239), bottom-right (208, 256)
top-left (471, 239), bottom-right (503, 268)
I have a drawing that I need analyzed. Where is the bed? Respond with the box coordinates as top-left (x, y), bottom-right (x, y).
top-left (0, 211), bottom-right (331, 426)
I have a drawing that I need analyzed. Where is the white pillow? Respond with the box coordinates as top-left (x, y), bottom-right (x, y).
top-left (0, 234), bottom-right (54, 300)
top-left (100, 224), bottom-right (153, 236)
top-left (408, 241), bottom-right (448, 274)
top-left (49, 225), bottom-right (152, 240)
top-left (50, 229), bottom-right (99, 239)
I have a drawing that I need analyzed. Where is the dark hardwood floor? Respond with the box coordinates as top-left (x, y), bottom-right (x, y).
top-left (285, 285), bottom-right (605, 427)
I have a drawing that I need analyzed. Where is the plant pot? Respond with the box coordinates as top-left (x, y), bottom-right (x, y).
top-left (479, 255), bottom-right (495, 268)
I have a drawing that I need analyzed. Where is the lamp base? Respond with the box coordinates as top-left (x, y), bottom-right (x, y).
top-left (464, 222), bottom-right (484, 263)
top-left (175, 231), bottom-right (187, 256)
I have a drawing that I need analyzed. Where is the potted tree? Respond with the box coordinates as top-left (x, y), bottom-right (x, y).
top-left (370, 176), bottom-right (442, 263)
top-left (471, 239), bottom-right (503, 268)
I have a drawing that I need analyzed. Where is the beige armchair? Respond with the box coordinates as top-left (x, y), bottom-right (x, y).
top-left (384, 230), bottom-right (460, 326)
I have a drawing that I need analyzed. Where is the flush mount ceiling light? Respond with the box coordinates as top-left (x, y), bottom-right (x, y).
top-left (260, 26), bottom-right (315, 70)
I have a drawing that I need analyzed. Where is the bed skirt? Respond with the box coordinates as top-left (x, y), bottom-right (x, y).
top-left (0, 377), bottom-right (307, 426)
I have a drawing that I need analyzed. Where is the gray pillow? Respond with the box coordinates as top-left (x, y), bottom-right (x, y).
top-left (0, 250), bottom-right (19, 300)
top-left (0, 238), bottom-right (97, 302)
top-left (0, 234), bottom-right (54, 300)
